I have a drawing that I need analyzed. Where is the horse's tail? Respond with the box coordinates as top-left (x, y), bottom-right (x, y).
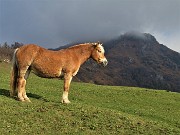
top-left (10, 48), bottom-right (19, 97)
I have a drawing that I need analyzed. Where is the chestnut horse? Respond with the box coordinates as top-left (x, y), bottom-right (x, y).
top-left (10, 42), bottom-right (108, 103)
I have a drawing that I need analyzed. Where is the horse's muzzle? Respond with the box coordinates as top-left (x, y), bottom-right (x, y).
top-left (102, 59), bottom-right (108, 67)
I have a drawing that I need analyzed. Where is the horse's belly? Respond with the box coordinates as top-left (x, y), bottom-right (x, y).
top-left (31, 65), bottom-right (62, 78)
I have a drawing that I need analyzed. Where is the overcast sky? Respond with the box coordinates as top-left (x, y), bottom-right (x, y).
top-left (0, 0), bottom-right (180, 52)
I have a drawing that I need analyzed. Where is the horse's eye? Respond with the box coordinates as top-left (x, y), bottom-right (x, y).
top-left (97, 50), bottom-right (101, 53)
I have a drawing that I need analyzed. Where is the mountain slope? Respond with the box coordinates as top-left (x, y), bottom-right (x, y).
top-left (76, 32), bottom-right (180, 92)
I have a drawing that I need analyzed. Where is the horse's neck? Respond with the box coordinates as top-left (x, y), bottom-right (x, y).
top-left (70, 44), bottom-right (93, 65)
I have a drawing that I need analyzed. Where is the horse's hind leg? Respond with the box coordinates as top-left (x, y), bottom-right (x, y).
top-left (17, 68), bottom-right (31, 102)
top-left (22, 69), bottom-right (31, 102)
top-left (17, 75), bottom-right (26, 101)
top-left (21, 79), bottom-right (31, 102)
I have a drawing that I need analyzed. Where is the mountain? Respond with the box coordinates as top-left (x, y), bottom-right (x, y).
top-left (56, 32), bottom-right (180, 92)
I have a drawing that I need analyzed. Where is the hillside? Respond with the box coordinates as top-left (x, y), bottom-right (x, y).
top-left (74, 32), bottom-right (180, 92)
top-left (0, 62), bottom-right (180, 134)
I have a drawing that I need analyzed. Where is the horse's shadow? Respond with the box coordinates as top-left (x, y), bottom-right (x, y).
top-left (0, 89), bottom-right (10, 97)
top-left (0, 89), bottom-right (49, 102)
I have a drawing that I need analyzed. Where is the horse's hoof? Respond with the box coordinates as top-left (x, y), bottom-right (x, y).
top-left (61, 99), bottom-right (71, 104)
top-left (18, 98), bottom-right (25, 102)
top-left (25, 98), bottom-right (31, 102)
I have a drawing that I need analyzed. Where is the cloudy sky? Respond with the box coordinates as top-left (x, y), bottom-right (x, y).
top-left (0, 0), bottom-right (180, 52)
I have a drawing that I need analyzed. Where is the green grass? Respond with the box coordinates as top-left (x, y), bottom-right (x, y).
top-left (0, 62), bottom-right (180, 134)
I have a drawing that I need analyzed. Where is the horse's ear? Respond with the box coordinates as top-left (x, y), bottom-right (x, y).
top-left (96, 41), bottom-right (102, 46)
top-left (92, 42), bottom-right (103, 48)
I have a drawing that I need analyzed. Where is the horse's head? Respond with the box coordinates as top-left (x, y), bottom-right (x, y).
top-left (91, 42), bottom-right (108, 67)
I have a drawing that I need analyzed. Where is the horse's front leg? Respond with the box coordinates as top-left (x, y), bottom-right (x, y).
top-left (62, 73), bottom-right (72, 104)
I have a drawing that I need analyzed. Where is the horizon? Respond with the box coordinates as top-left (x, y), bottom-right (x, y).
top-left (0, 0), bottom-right (180, 52)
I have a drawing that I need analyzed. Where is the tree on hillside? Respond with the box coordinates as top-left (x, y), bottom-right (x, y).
top-left (0, 42), bottom-right (23, 61)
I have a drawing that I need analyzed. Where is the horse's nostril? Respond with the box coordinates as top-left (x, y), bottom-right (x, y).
top-left (103, 60), bottom-right (108, 67)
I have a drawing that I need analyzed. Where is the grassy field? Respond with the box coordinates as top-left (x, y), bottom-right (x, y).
top-left (0, 62), bottom-right (180, 135)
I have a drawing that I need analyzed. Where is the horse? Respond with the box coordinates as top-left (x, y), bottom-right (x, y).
top-left (10, 42), bottom-right (108, 103)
